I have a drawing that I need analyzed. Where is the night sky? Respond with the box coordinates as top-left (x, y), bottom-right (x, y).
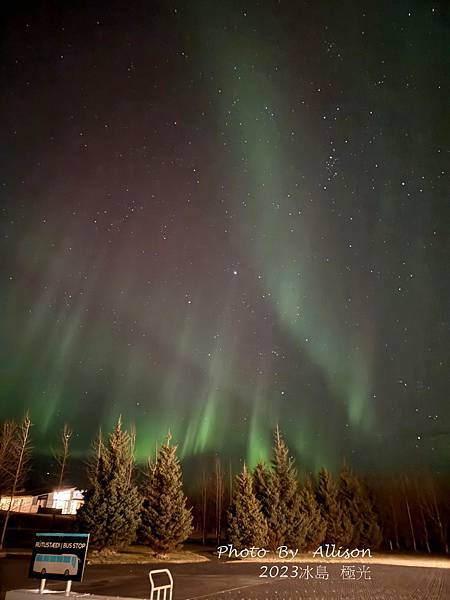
top-left (1, 1), bottom-right (449, 473)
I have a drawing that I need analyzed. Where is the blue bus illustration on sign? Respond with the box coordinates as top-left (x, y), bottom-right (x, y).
top-left (33, 553), bottom-right (79, 576)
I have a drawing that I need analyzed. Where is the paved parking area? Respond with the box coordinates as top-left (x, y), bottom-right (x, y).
top-left (1, 556), bottom-right (450, 599)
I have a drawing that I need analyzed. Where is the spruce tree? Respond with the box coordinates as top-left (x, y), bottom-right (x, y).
top-left (227, 464), bottom-right (268, 549)
top-left (253, 461), bottom-right (278, 526)
top-left (254, 428), bottom-right (304, 549)
top-left (272, 427), bottom-right (305, 549)
top-left (316, 468), bottom-right (352, 545)
top-left (77, 417), bottom-right (142, 551)
top-left (140, 432), bottom-right (193, 555)
top-left (338, 467), bottom-right (382, 549)
top-left (298, 476), bottom-right (326, 549)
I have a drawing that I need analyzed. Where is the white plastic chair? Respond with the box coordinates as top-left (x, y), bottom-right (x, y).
top-left (149, 568), bottom-right (173, 600)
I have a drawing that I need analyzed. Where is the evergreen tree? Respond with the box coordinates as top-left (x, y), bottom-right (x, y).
top-left (140, 432), bottom-right (193, 555)
top-left (77, 417), bottom-right (142, 551)
top-left (253, 461), bottom-right (278, 527)
top-left (271, 427), bottom-right (305, 549)
top-left (338, 467), bottom-right (382, 549)
top-left (316, 468), bottom-right (353, 545)
top-left (227, 464), bottom-right (268, 549)
top-left (253, 428), bottom-right (305, 549)
top-left (298, 476), bottom-right (326, 549)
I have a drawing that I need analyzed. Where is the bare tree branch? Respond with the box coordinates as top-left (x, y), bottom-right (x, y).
top-left (0, 414), bottom-right (32, 549)
top-left (53, 424), bottom-right (73, 489)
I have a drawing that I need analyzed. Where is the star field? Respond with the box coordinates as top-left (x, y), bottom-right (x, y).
top-left (0, 0), bottom-right (448, 472)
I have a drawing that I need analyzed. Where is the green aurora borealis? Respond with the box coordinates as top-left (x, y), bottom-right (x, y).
top-left (1, 1), bottom-right (449, 473)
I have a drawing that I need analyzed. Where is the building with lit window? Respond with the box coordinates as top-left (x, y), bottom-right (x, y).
top-left (0, 487), bottom-right (84, 515)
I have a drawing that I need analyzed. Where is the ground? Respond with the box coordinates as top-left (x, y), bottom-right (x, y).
top-left (1, 555), bottom-right (450, 599)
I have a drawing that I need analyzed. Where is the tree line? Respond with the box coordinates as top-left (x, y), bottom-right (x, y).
top-left (228, 426), bottom-right (382, 551)
top-left (0, 414), bottom-right (449, 554)
top-left (76, 420), bottom-right (382, 554)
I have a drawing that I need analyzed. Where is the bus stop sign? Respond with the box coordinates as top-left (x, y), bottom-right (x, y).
top-left (29, 533), bottom-right (90, 582)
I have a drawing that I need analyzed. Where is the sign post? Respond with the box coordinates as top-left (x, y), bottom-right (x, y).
top-left (29, 533), bottom-right (90, 594)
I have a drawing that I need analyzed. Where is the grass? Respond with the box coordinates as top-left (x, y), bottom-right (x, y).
top-left (87, 544), bottom-right (210, 565)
